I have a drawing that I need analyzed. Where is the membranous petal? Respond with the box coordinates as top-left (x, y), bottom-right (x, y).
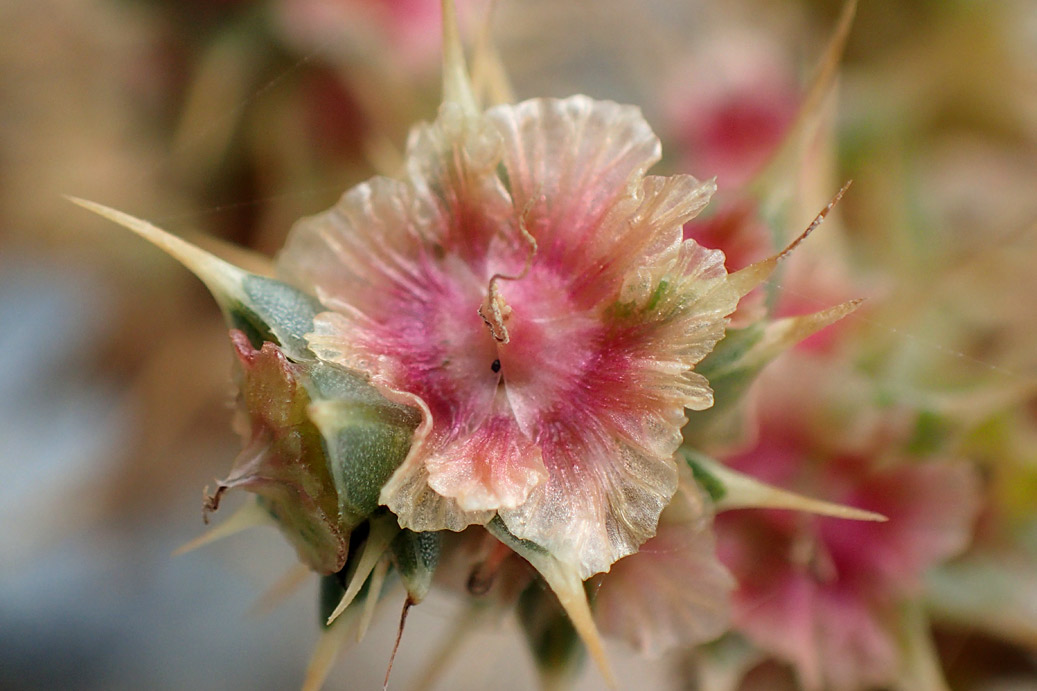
top-left (594, 480), bottom-right (733, 655)
top-left (279, 177), bottom-right (441, 323)
top-left (277, 94), bottom-right (740, 578)
top-left (485, 97), bottom-right (666, 308)
top-left (424, 389), bottom-right (548, 512)
top-left (499, 422), bottom-right (679, 579)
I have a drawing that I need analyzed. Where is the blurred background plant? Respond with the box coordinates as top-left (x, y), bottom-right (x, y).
top-left (2, 0), bottom-right (1035, 689)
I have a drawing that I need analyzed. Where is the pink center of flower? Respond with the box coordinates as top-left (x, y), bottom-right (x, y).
top-left (362, 236), bottom-right (606, 453)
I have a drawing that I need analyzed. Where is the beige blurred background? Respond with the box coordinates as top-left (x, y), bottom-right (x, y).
top-left (1, 0), bottom-right (1034, 688)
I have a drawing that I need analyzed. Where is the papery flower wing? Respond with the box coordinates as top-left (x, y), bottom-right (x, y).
top-left (280, 170), bottom-right (525, 531)
top-left (279, 176), bottom-right (450, 325)
top-left (498, 422), bottom-right (679, 580)
top-left (403, 101), bottom-right (522, 270)
top-left (421, 388), bottom-right (548, 513)
top-left (594, 480), bottom-right (733, 655)
top-left (486, 96), bottom-right (672, 307)
top-left (820, 459), bottom-right (980, 592)
top-left (499, 214), bottom-right (737, 578)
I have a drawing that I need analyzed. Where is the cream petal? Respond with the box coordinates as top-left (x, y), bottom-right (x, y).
top-left (495, 229), bottom-right (737, 578)
top-left (279, 149), bottom-right (516, 316)
top-left (499, 420), bottom-right (680, 579)
top-left (567, 174), bottom-right (718, 306)
top-left (278, 176), bottom-right (437, 316)
top-left (488, 96), bottom-right (659, 223)
top-left (486, 96), bottom-right (662, 297)
top-left (607, 239), bottom-right (737, 414)
top-left (595, 481), bottom-right (733, 655)
top-left (404, 101), bottom-right (522, 270)
top-left (381, 455), bottom-right (496, 533)
top-left (424, 390), bottom-right (549, 512)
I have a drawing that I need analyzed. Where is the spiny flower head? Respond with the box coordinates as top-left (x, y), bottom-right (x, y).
top-left (278, 90), bottom-right (743, 579)
top-left (715, 359), bottom-right (980, 690)
top-left (67, 2), bottom-right (868, 686)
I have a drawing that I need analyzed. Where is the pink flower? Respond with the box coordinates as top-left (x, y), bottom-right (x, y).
top-left (277, 0), bottom-right (484, 73)
top-left (594, 475), bottom-right (733, 655)
top-left (277, 95), bottom-right (744, 578)
top-left (664, 34), bottom-right (799, 188)
top-left (715, 361), bottom-right (981, 689)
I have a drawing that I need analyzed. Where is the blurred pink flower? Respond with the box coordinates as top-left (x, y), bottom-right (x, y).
top-left (715, 362), bottom-right (981, 689)
top-left (665, 34), bottom-right (799, 188)
top-left (277, 0), bottom-right (482, 72)
top-left (278, 95), bottom-right (743, 578)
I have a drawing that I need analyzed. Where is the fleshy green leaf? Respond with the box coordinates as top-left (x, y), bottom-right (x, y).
top-left (239, 274), bottom-right (323, 358)
top-left (391, 529), bottom-right (443, 605)
top-left (517, 581), bottom-right (586, 689)
top-left (306, 364), bottom-right (421, 531)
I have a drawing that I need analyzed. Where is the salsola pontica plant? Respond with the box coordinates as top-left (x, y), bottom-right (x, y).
top-left (68, 1), bottom-right (980, 688)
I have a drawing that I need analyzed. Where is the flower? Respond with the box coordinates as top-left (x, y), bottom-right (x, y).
top-left (277, 0), bottom-right (475, 73)
top-left (277, 91), bottom-right (745, 579)
top-left (66, 6), bottom-right (858, 686)
top-left (663, 31), bottom-right (799, 189)
top-left (714, 359), bottom-right (981, 690)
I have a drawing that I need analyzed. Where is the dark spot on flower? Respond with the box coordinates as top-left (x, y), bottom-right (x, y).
top-left (467, 568), bottom-right (494, 596)
top-left (491, 359), bottom-right (501, 373)
top-left (496, 162), bottom-right (512, 192)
